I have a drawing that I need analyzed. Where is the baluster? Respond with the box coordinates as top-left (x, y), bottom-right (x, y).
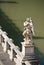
top-left (10, 47), bottom-right (13, 61)
top-left (3, 39), bottom-right (7, 52)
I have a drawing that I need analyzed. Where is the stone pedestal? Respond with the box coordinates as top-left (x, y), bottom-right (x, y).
top-left (22, 42), bottom-right (34, 55)
top-left (21, 40), bottom-right (34, 59)
top-left (21, 41), bottom-right (39, 65)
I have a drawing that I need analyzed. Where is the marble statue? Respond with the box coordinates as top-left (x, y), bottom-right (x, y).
top-left (23, 17), bottom-right (35, 42)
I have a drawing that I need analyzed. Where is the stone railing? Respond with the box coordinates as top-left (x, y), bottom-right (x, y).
top-left (0, 27), bottom-right (31, 65)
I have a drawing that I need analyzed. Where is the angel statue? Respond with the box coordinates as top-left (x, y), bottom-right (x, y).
top-left (23, 17), bottom-right (35, 42)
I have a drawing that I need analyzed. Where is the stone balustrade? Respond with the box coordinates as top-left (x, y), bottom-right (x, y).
top-left (0, 27), bottom-right (31, 65)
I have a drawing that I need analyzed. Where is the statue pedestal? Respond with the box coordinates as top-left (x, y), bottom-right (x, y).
top-left (21, 41), bottom-right (35, 59)
top-left (21, 41), bottom-right (39, 65)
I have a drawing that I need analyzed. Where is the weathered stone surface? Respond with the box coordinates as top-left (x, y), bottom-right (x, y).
top-left (0, 44), bottom-right (15, 65)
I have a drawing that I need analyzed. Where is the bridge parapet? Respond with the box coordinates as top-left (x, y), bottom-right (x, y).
top-left (0, 26), bottom-right (28, 65)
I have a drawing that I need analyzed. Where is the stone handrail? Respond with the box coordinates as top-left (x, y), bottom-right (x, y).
top-left (0, 28), bottom-right (31, 65)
